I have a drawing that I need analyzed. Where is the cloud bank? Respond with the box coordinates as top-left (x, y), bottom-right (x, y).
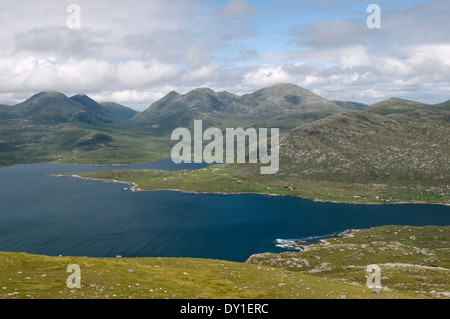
top-left (0, 0), bottom-right (448, 110)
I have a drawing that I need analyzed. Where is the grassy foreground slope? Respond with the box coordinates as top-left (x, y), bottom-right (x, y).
top-left (0, 226), bottom-right (447, 299)
top-left (0, 252), bottom-right (405, 299)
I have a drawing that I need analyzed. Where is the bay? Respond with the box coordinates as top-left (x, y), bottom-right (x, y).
top-left (0, 160), bottom-right (448, 262)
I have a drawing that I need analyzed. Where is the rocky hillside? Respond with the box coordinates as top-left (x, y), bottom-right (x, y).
top-left (229, 107), bottom-right (449, 201)
top-left (246, 225), bottom-right (450, 299)
top-left (279, 110), bottom-right (449, 186)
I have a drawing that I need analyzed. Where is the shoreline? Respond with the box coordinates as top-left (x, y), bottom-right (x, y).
top-left (313, 228), bottom-right (360, 248)
top-left (54, 174), bottom-right (450, 207)
top-left (275, 228), bottom-right (361, 252)
top-left (47, 161), bottom-right (159, 167)
top-left (52, 174), bottom-right (139, 188)
top-left (4, 161), bottom-right (448, 206)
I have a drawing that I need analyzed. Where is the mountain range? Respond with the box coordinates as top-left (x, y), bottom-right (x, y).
top-left (2, 84), bottom-right (361, 130)
top-left (3, 83), bottom-right (448, 132)
top-left (0, 83), bottom-right (365, 166)
top-left (2, 91), bottom-right (137, 124)
top-left (0, 83), bottom-right (449, 203)
top-left (134, 83), bottom-right (358, 132)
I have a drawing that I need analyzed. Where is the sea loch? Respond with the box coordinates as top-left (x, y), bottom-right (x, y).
top-left (0, 160), bottom-right (448, 262)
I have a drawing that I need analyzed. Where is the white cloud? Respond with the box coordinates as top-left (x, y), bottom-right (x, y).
top-left (377, 57), bottom-right (415, 77)
top-left (243, 65), bottom-right (294, 87)
top-left (0, 55), bottom-right (180, 98)
top-left (109, 89), bottom-right (168, 105)
top-left (222, 0), bottom-right (254, 21)
top-left (185, 45), bottom-right (213, 70)
top-left (182, 64), bottom-right (221, 82)
top-left (14, 26), bottom-right (102, 59)
top-left (239, 41), bottom-right (450, 104)
top-left (293, 19), bottom-right (376, 49)
top-left (338, 45), bottom-right (372, 69)
top-left (116, 60), bottom-right (179, 88)
top-left (12, 57), bottom-right (116, 92)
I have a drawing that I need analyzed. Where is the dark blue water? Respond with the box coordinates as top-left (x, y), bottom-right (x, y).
top-left (0, 160), bottom-right (448, 262)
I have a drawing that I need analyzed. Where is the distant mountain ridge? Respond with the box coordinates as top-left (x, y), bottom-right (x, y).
top-left (366, 97), bottom-right (450, 115)
top-left (3, 84), bottom-right (448, 128)
top-left (332, 100), bottom-right (368, 110)
top-left (100, 102), bottom-right (140, 120)
top-left (134, 83), bottom-right (356, 132)
top-left (134, 88), bottom-right (242, 131)
top-left (2, 91), bottom-right (137, 124)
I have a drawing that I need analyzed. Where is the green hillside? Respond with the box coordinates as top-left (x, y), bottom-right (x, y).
top-left (0, 93), bottom-right (164, 166)
top-left (100, 102), bottom-right (138, 120)
top-left (366, 97), bottom-right (450, 115)
top-left (332, 100), bottom-right (368, 110)
top-left (0, 119), bottom-right (169, 167)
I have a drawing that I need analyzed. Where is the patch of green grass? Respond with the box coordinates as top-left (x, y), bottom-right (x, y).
top-left (366, 98), bottom-right (430, 115)
top-left (76, 166), bottom-right (282, 194)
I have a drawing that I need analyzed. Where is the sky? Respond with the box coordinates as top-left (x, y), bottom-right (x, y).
top-left (0, 0), bottom-right (449, 111)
